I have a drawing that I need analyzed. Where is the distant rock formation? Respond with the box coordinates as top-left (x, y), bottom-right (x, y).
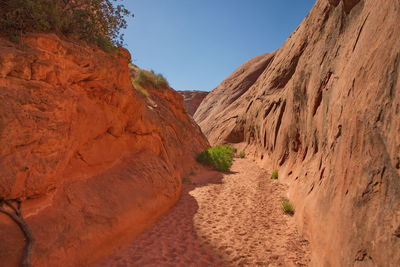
top-left (195, 0), bottom-right (400, 266)
top-left (0, 33), bottom-right (209, 266)
top-left (177, 90), bottom-right (209, 116)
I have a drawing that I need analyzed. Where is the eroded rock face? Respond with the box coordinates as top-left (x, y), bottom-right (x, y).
top-left (195, 0), bottom-right (400, 266)
top-left (194, 53), bottom-right (276, 144)
top-left (177, 90), bottom-right (209, 116)
top-left (0, 33), bottom-right (209, 266)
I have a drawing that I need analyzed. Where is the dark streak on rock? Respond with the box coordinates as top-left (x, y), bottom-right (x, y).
top-left (274, 101), bottom-right (286, 148)
top-left (353, 12), bottom-right (370, 52)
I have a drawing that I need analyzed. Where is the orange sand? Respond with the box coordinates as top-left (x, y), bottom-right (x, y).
top-left (98, 158), bottom-right (310, 266)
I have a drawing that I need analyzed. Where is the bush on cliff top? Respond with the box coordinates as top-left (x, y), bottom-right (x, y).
top-left (136, 69), bottom-right (170, 89)
top-left (0, 0), bottom-right (132, 51)
top-left (131, 69), bottom-right (170, 96)
top-left (131, 79), bottom-right (150, 97)
top-left (196, 145), bottom-right (234, 172)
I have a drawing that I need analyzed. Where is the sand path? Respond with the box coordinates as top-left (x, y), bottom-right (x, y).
top-left (98, 158), bottom-right (310, 266)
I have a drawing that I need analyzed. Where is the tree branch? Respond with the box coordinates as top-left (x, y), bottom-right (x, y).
top-left (0, 200), bottom-right (35, 267)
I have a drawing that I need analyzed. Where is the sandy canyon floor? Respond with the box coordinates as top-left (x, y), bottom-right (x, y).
top-left (98, 158), bottom-right (310, 266)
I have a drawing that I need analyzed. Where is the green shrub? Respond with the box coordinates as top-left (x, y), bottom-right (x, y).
top-left (271, 170), bottom-right (279, 179)
top-left (134, 69), bottom-right (170, 89)
top-left (196, 145), bottom-right (234, 172)
top-left (131, 78), bottom-right (150, 97)
top-left (281, 198), bottom-right (295, 215)
top-left (0, 0), bottom-right (132, 51)
top-left (239, 151), bottom-right (245, 158)
top-left (131, 69), bottom-right (170, 96)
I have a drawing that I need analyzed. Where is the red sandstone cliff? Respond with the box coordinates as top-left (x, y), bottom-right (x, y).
top-left (0, 33), bottom-right (209, 266)
top-left (177, 90), bottom-right (209, 116)
top-left (194, 0), bottom-right (400, 266)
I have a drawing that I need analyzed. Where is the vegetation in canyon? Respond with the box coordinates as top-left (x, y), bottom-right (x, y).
top-left (0, 0), bottom-right (132, 50)
top-left (281, 198), bottom-right (295, 215)
top-left (271, 170), bottom-right (279, 180)
top-left (196, 145), bottom-right (235, 172)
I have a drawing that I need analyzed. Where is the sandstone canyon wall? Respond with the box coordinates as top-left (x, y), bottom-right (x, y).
top-left (0, 33), bottom-right (209, 266)
top-left (195, 0), bottom-right (400, 266)
top-left (177, 90), bottom-right (209, 116)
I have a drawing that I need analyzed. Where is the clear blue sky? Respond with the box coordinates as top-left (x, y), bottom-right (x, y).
top-left (120, 1), bottom-right (315, 91)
